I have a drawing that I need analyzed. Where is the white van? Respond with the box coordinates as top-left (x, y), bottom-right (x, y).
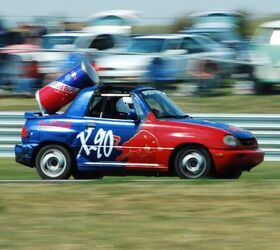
top-left (250, 20), bottom-right (280, 93)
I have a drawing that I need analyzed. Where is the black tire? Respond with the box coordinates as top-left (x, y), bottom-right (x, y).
top-left (72, 172), bottom-right (104, 180)
top-left (35, 145), bottom-right (73, 180)
top-left (174, 146), bottom-right (212, 179)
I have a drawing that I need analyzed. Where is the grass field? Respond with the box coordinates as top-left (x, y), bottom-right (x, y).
top-left (0, 159), bottom-right (280, 249)
top-left (0, 158), bottom-right (278, 181)
top-left (1, 92), bottom-right (280, 250)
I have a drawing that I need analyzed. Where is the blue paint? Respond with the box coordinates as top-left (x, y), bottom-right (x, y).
top-left (178, 118), bottom-right (254, 139)
top-left (15, 85), bottom-right (256, 174)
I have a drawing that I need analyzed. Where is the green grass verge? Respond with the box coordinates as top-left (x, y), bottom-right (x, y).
top-left (0, 97), bottom-right (38, 112)
top-left (0, 157), bottom-right (278, 181)
top-left (173, 93), bottom-right (280, 113)
top-left (0, 159), bottom-right (280, 249)
top-left (1, 93), bottom-right (280, 113)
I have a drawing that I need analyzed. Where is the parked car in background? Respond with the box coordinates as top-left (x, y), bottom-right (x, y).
top-left (38, 32), bottom-right (128, 79)
top-left (94, 34), bottom-right (235, 84)
top-left (0, 32), bottom-right (35, 92)
top-left (39, 32), bottom-right (83, 75)
top-left (181, 11), bottom-right (245, 53)
top-left (0, 31), bottom-right (25, 48)
top-left (41, 32), bottom-right (80, 49)
top-left (249, 20), bottom-right (280, 93)
top-left (73, 32), bottom-right (128, 51)
top-left (0, 44), bottom-right (42, 94)
top-left (83, 10), bottom-right (141, 35)
top-left (0, 31), bottom-right (128, 92)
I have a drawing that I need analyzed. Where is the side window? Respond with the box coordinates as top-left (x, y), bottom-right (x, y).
top-left (103, 96), bottom-right (134, 119)
top-left (163, 39), bottom-right (180, 50)
top-left (89, 35), bottom-right (114, 50)
top-left (74, 37), bottom-right (92, 49)
top-left (144, 93), bottom-right (175, 118)
top-left (86, 96), bottom-right (104, 117)
top-left (145, 96), bottom-right (166, 117)
top-left (87, 95), bottom-right (136, 120)
top-left (132, 96), bottom-right (145, 120)
top-left (181, 38), bottom-right (204, 53)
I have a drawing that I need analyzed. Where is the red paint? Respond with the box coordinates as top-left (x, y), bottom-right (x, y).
top-left (117, 111), bottom-right (264, 173)
top-left (21, 127), bottom-right (29, 138)
top-left (37, 85), bottom-right (77, 114)
top-left (117, 129), bottom-right (160, 163)
top-left (209, 148), bottom-right (264, 173)
top-left (116, 113), bottom-right (162, 169)
top-left (113, 135), bottom-right (121, 146)
top-left (39, 120), bottom-right (72, 129)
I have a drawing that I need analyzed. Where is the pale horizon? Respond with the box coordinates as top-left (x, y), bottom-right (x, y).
top-left (1, 0), bottom-right (280, 26)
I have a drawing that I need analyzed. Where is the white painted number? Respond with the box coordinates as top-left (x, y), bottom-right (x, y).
top-left (77, 128), bottom-right (114, 159)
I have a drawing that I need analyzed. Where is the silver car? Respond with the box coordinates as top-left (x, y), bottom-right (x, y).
top-left (94, 34), bottom-right (235, 83)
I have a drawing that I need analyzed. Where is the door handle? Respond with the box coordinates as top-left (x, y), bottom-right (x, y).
top-left (87, 123), bottom-right (96, 128)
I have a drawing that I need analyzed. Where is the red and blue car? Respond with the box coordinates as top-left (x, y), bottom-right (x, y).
top-left (15, 85), bottom-right (264, 179)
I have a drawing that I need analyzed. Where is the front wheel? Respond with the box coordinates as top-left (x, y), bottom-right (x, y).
top-left (174, 146), bottom-right (212, 179)
top-left (35, 145), bottom-right (73, 180)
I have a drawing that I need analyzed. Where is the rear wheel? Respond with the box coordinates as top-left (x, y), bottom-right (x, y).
top-left (174, 146), bottom-right (212, 179)
top-left (35, 145), bottom-right (73, 180)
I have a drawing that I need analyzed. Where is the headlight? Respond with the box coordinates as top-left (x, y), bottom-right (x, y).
top-left (223, 135), bottom-right (239, 147)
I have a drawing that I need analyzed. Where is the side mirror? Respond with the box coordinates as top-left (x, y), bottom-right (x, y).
top-left (128, 112), bottom-right (140, 124)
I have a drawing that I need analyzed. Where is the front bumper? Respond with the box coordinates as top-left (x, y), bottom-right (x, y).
top-left (209, 148), bottom-right (265, 174)
top-left (15, 143), bottom-right (39, 168)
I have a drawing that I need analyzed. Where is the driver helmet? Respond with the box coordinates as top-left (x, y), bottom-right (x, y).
top-left (116, 97), bottom-right (134, 113)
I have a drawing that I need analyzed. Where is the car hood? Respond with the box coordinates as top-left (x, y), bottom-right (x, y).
top-left (173, 117), bottom-right (254, 139)
top-left (96, 54), bottom-right (154, 69)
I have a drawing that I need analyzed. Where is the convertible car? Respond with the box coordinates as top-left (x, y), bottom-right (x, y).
top-left (15, 84), bottom-right (264, 179)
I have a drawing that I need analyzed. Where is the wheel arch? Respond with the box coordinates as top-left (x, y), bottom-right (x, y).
top-left (168, 143), bottom-right (214, 175)
top-left (31, 141), bottom-right (77, 168)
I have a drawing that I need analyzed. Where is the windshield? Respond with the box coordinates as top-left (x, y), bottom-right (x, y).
top-left (141, 90), bottom-right (187, 118)
top-left (195, 35), bottom-right (226, 50)
top-left (127, 38), bottom-right (166, 53)
top-left (190, 30), bottom-right (240, 43)
top-left (253, 28), bottom-right (280, 45)
top-left (42, 36), bottom-right (77, 49)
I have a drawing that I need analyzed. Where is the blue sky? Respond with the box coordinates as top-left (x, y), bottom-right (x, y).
top-left (1, 0), bottom-right (280, 25)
